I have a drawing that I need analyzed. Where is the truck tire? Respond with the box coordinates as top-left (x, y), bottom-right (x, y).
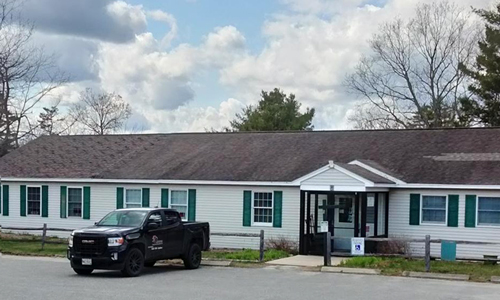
top-left (73, 268), bottom-right (93, 275)
top-left (121, 248), bottom-right (144, 277)
top-left (144, 261), bottom-right (156, 268)
top-left (183, 243), bottom-right (202, 269)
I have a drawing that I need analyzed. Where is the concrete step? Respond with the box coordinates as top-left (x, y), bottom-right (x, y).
top-left (201, 260), bottom-right (232, 267)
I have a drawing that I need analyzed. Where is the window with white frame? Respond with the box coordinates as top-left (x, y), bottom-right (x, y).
top-left (27, 186), bottom-right (41, 215)
top-left (478, 197), bottom-right (500, 226)
top-left (125, 189), bottom-right (142, 208)
top-left (171, 190), bottom-right (188, 220)
top-left (68, 187), bottom-right (82, 217)
top-left (253, 192), bottom-right (273, 225)
top-left (421, 195), bottom-right (447, 223)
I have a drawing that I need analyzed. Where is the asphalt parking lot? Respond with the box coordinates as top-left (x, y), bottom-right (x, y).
top-left (1, 255), bottom-right (500, 300)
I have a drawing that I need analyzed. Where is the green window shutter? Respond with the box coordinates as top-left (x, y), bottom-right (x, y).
top-left (161, 188), bottom-right (169, 208)
top-left (20, 185), bottom-right (26, 217)
top-left (273, 191), bottom-right (283, 228)
top-left (447, 195), bottom-right (459, 227)
top-left (243, 190), bottom-right (252, 227)
top-left (116, 187), bottom-right (124, 209)
top-left (409, 193), bottom-right (420, 225)
top-left (142, 188), bottom-right (150, 207)
top-left (2, 185), bottom-right (8, 216)
top-left (0, 185), bottom-right (2, 215)
top-left (465, 195), bottom-right (477, 228)
top-left (83, 186), bottom-right (91, 220)
top-left (42, 185), bottom-right (49, 218)
top-left (188, 189), bottom-right (196, 221)
top-left (60, 186), bottom-right (67, 218)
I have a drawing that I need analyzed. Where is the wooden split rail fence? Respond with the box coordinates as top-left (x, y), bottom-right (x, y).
top-left (0, 224), bottom-right (266, 262)
top-left (323, 232), bottom-right (500, 272)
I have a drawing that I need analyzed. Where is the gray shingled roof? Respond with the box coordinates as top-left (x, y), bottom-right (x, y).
top-left (1, 128), bottom-right (500, 185)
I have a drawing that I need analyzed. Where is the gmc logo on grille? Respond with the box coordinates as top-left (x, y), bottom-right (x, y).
top-left (81, 240), bottom-right (95, 244)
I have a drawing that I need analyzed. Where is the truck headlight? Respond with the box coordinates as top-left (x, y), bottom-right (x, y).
top-left (68, 232), bottom-right (74, 247)
top-left (108, 237), bottom-right (124, 247)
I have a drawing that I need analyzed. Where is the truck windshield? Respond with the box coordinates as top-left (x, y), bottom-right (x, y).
top-left (97, 211), bottom-right (148, 227)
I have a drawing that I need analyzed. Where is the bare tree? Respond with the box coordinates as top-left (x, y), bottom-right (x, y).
top-left (0, 0), bottom-right (67, 155)
top-left (71, 88), bottom-right (131, 135)
top-left (345, 1), bottom-right (481, 129)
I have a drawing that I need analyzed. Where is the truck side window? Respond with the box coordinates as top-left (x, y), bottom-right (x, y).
top-left (165, 211), bottom-right (180, 225)
top-left (148, 212), bottom-right (163, 227)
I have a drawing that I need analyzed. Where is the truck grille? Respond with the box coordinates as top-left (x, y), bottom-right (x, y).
top-left (74, 236), bottom-right (107, 257)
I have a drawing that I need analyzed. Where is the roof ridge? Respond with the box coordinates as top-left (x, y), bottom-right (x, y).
top-left (51, 126), bottom-right (500, 138)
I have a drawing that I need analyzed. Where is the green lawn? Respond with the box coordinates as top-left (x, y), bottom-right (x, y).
top-left (203, 249), bottom-right (290, 262)
top-left (0, 239), bottom-right (67, 257)
top-left (341, 256), bottom-right (500, 282)
top-left (0, 236), bottom-right (290, 263)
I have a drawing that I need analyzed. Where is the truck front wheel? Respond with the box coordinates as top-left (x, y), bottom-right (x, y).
top-left (183, 243), bottom-right (202, 269)
top-left (121, 248), bottom-right (144, 277)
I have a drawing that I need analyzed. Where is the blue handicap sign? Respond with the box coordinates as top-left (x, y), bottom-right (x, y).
top-left (355, 245), bottom-right (361, 251)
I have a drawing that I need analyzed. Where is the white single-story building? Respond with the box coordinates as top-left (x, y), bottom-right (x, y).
top-left (1, 128), bottom-right (500, 259)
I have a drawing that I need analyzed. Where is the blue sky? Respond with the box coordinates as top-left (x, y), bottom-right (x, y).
top-left (22, 0), bottom-right (490, 133)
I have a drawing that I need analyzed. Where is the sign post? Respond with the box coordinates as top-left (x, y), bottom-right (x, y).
top-left (351, 238), bottom-right (365, 256)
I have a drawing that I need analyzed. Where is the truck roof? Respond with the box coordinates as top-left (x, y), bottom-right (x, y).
top-left (115, 208), bottom-right (177, 212)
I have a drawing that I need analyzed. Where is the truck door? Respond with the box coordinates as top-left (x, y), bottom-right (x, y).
top-left (144, 212), bottom-right (167, 261)
top-left (163, 210), bottom-right (184, 258)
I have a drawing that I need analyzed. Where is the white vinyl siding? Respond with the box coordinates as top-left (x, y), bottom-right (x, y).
top-left (0, 182), bottom-right (299, 250)
top-left (389, 189), bottom-right (500, 259)
top-left (302, 168), bottom-right (364, 186)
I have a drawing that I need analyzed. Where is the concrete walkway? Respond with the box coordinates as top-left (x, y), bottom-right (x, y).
top-left (267, 255), bottom-right (344, 267)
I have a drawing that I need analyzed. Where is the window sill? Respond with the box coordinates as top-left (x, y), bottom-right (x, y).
top-left (476, 224), bottom-right (500, 228)
top-left (251, 223), bottom-right (273, 227)
top-left (420, 222), bottom-right (447, 226)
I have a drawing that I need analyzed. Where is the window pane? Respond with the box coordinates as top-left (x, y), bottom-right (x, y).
top-left (422, 196), bottom-right (446, 209)
top-left (68, 188), bottom-right (82, 217)
top-left (126, 189), bottom-right (142, 208)
top-left (422, 209), bottom-right (446, 222)
top-left (172, 205), bottom-right (187, 220)
top-left (479, 197), bottom-right (500, 211)
top-left (27, 187), bottom-right (41, 215)
top-left (171, 190), bottom-right (188, 205)
top-left (478, 211), bottom-right (500, 225)
top-left (478, 197), bottom-right (500, 225)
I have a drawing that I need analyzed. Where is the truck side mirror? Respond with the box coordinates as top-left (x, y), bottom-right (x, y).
top-left (147, 222), bottom-right (159, 230)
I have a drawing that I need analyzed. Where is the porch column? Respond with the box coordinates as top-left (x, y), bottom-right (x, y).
top-left (385, 192), bottom-right (390, 237)
top-left (361, 193), bottom-right (367, 237)
top-left (299, 190), bottom-right (306, 255)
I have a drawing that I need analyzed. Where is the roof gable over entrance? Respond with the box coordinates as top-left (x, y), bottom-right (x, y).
top-left (2, 128), bottom-right (500, 185)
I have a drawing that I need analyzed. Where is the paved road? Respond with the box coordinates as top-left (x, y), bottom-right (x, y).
top-left (1, 255), bottom-right (499, 300)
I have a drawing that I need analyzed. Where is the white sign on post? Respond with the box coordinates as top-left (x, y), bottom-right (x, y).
top-left (320, 221), bottom-right (329, 233)
top-left (351, 238), bottom-right (365, 256)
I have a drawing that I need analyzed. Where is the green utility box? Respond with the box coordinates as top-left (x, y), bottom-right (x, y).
top-left (441, 241), bottom-right (457, 261)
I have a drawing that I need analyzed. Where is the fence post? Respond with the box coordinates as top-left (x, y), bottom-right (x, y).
top-left (425, 235), bottom-right (431, 272)
top-left (324, 231), bottom-right (332, 266)
top-left (259, 230), bottom-right (265, 262)
top-left (41, 223), bottom-right (47, 250)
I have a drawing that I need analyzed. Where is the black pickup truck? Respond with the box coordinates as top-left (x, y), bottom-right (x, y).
top-left (67, 208), bottom-right (210, 277)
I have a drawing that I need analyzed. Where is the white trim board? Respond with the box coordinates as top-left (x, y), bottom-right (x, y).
top-left (348, 160), bottom-right (406, 185)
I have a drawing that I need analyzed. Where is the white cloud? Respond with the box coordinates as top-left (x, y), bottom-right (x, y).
top-left (27, 0), bottom-right (497, 133)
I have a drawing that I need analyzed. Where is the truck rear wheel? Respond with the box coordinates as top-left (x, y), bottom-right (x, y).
top-left (183, 243), bottom-right (202, 269)
top-left (121, 248), bottom-right (144, 277)
top-left (73, 268), bottom-right (93, 275)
